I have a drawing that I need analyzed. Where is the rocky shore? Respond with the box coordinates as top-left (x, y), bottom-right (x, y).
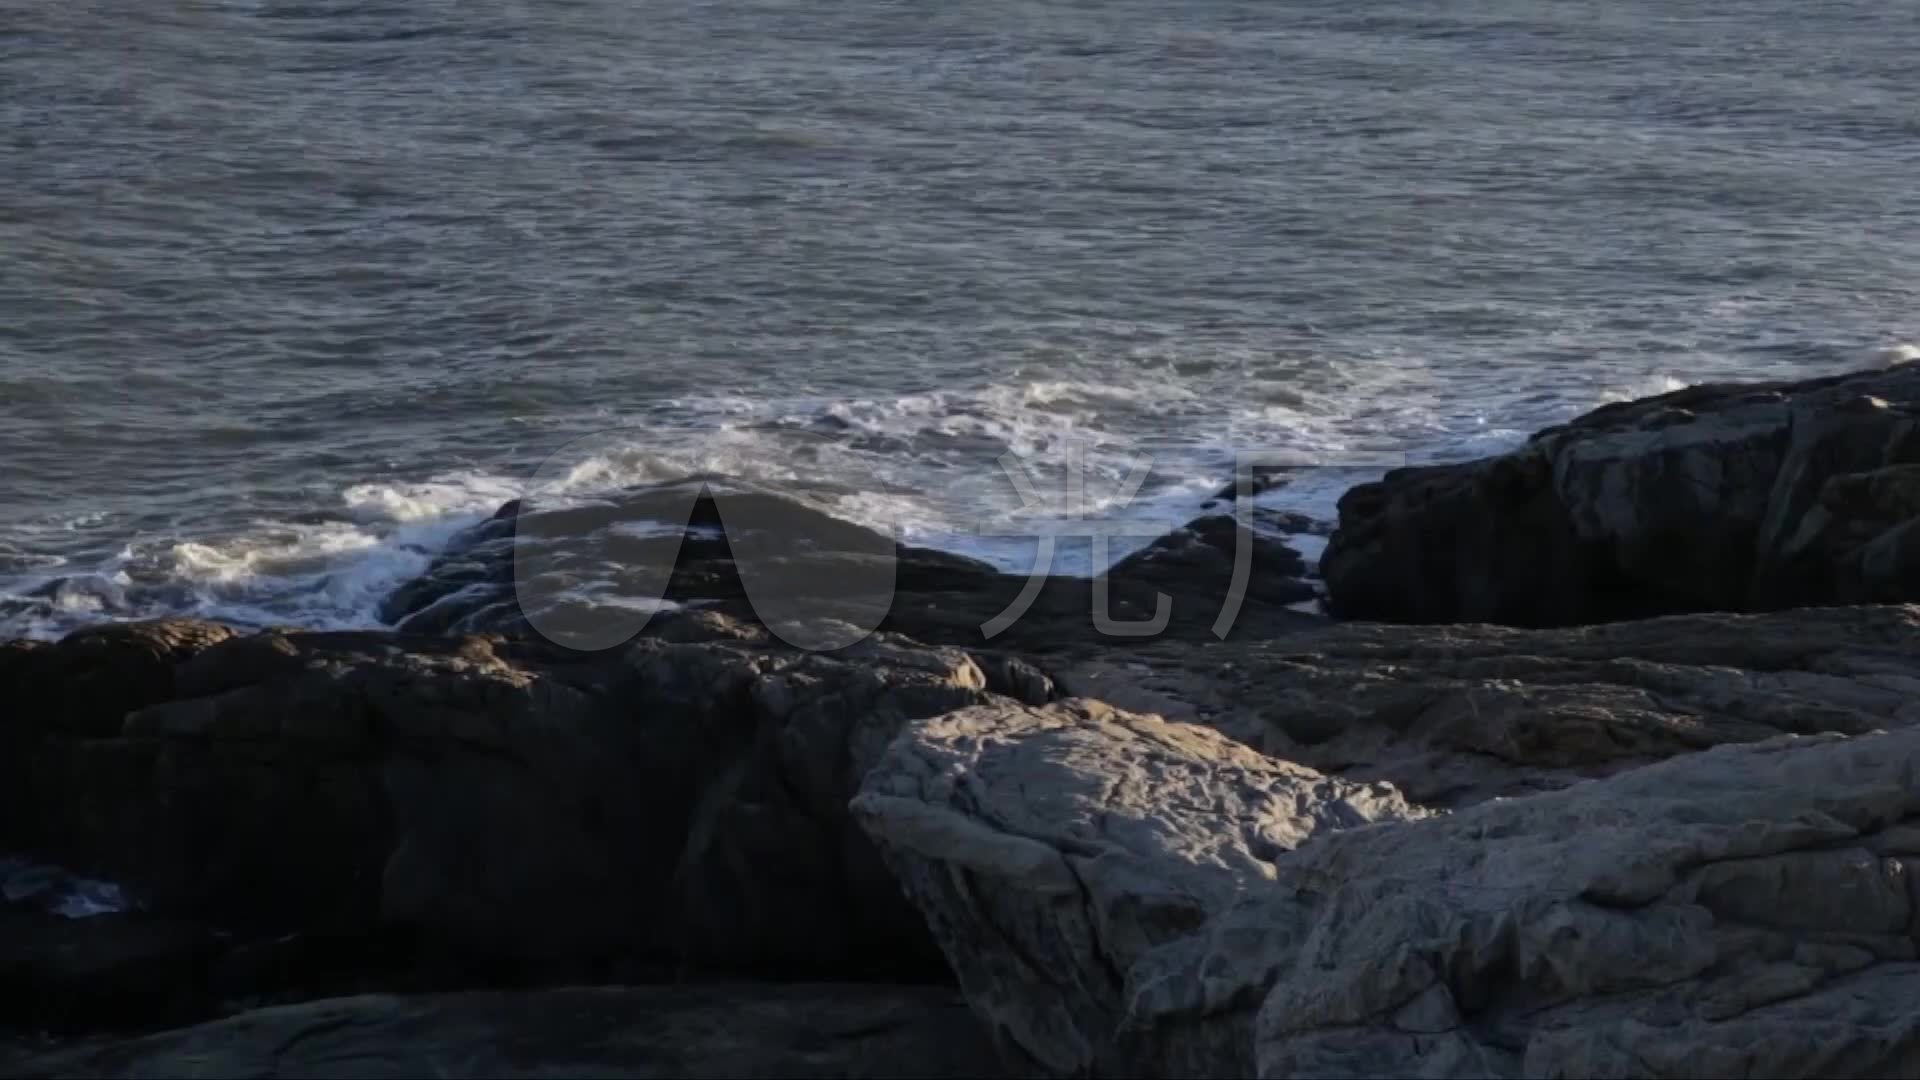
top-left (9, 362), bottom-right (1920, 1078)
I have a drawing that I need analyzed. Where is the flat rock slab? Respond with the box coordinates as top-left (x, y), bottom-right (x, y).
top-left (9, 985), bottom-right (1011, 1079)
top-left (1244, 729), bottom-right (1920, 1079)
top-left (1054, 604), bottom-right (1920, 808)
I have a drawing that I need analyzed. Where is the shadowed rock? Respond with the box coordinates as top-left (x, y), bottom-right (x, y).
top-left (17, 598), bottom-right (1920, 1077)
top-left (1052, 604), bottom-right (1920, 809)
top-left (1322, 360), bottom-right (1920, 626)
top-left (7, 985), bottom-right (1009, 1079)
top-left (378, 477), bottom-right (1319, 653)
top-left (2, 613), bottom-right (1052, 999)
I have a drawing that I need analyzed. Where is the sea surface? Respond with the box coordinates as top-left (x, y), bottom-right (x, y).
top-left (4, 0), bottom-right (1917, 639)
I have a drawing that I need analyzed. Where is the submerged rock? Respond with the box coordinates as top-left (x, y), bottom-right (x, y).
top-left (1322, 361), bottom-right (1920, 626)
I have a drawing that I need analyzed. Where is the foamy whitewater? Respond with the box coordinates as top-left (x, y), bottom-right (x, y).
top-left (0, 365), bottom-right (1840, 640)
top-left (5, 0), bottom-right (1918, 640)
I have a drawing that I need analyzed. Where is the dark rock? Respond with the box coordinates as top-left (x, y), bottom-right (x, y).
top-left (377, 477), bottom-right (1322, 653)
top-left (1249, 507), bottom-right (1335, 538)
top-left (10, 984), bottom-right (1010, 1079)
top-left (376, 477), bottom-right (997, 642)
top-left (1053, 603), bottom-right (1920, 810)
top-left (1108, 515), bottom-right (1313, 606)
top-left (3, 620), bottom-right (237, 739)
top-left (0, 909), bottom-right (220, 1035)
top-left (0, 889), bottom-right (440, 1038)
top-left (3, 615), bottom-right (1013, 987)
top-left (1322, 361), bottom-right (1920, 625)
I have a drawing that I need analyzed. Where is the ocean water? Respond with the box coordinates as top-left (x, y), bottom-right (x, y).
top-left (3, 0), bottom-right (1917, 639)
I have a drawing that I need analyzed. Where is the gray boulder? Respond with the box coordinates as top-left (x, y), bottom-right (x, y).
top-left (1322, 361), bottom-right (1920, 626)
top-left (855, 697), bottom-right (1920, 1077)
top-left (1248, 728), bottom-right (1920, 1079)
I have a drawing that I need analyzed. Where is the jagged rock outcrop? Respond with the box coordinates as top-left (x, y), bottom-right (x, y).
top-left (852, 700), bottom-right (1426, 1076)
top-left (1322, 361), bottom-right (1920, 626)
top-left (1, 619), bottom-right (238, 739)
top-left (378, 477), bottom-right (1318, 652)
top-left (1244, 731), bottom-right (1920, 1078)
top-left (855, 697), bottom-right (1920, 1078)
top-left (6, 985), bottom-right (1008, 1079)
top-left (1, 613), bottom-right (1050, 993)
top-left (17, 601), bottom-right (1920, 1076)
top-left (1053, 604), bottom-right (1920, 808)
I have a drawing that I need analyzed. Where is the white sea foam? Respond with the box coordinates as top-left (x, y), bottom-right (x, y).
top-left (1868, 342), bottom-right (1920, 367)
top-left (1600, 373), bottom-right (1693, 405)
top-left (0, 362), bottom-right (1782, 640)
top-left (0, 857), bottom-right (133, 919)
top-left (342, 472), bottom-right (523, 524)
top-left (0, 475), bottom-right (522, 639)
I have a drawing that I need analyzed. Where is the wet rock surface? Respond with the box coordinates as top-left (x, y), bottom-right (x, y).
top-left (377, 477), bottom-right (1321, 652)
top-left (1322, 361), bottom-right (1920, 626)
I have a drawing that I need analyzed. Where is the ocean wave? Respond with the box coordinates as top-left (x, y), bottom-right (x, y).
top-left (1600, 373), bottom-right (1693, 404)
top-left (0, 489), bottom-right (505, 641)
top-left (1868, 342), bottom-right (1920, 367)
top-left (0, 361), bottom-right (1728, 640)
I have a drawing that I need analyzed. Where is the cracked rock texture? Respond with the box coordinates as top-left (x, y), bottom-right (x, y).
top-left (1322, 361), bottom-right (1920, 626)
top-left (851, 700), bottom-right (1425, 1076)
top-left (1248, 729), bottom-right (1920, 1079)
top-left (856, 695), bottom-right (1920, 1077)
top-left (1053, 605), bottom-right (1920, 809)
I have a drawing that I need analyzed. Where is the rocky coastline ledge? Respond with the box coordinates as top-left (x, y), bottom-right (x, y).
top-left (9, 362), bottom-right (1920, 1078)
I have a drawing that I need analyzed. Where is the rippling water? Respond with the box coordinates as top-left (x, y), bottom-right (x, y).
top-left (3, 0), bottom-right (1917, 637)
